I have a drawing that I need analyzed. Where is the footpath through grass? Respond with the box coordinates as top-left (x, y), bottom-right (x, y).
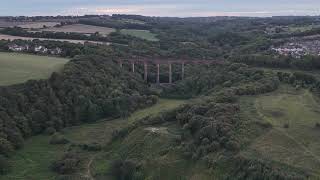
top-left (0, 99), bottom-right (187, 180)
top-left (0, 52), bottom-right (69, 86)
top-left (241, 85), bottom-right (320, 176)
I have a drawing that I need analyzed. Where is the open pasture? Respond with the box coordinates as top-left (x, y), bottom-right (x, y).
top-left (120, 29), bottom-right (159, 41)
top-left (40, 24), bottom-right (115, 36)
top-left (0, 20), bottom-right (58, 28)
top-left (241, 86), bottom-right (320, 176)
top-left (0, 52), bottom-right (69, 86)
top-left (17, 22), bottom-right (59, 29)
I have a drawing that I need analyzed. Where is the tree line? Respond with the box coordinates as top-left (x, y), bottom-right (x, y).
top-left (106, 62), bottom-right (308, 179)
top-left (0, 55), bottom-right (158, 174)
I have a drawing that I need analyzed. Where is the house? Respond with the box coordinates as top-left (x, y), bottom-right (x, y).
top-left (49, 47), bottom-right (62, 55)
top-left (8, 44), bottom-right (29, 52)
top-left (34, 45), bottom-right (48, 53)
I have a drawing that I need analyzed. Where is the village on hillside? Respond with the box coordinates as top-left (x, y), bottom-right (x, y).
top-left (8, 43), bottom-right (62, 55)
top-left (272, 37), bottom-right (320, 58)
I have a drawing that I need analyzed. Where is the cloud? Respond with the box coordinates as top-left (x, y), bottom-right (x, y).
top-left (1, 0), bottom-right (320, 17)
top-left (57, 4), bottom-right (320, 17)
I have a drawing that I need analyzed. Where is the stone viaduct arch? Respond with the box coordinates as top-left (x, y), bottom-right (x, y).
top-left (118, 59), bottom-right (222, 84)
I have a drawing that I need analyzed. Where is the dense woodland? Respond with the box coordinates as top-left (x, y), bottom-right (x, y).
top-left (108, 62), bottom-right (310, 179)
top-left (1, 15), bottom-right (320, 179)
top-left (0, 55), bottom-right (157, 172)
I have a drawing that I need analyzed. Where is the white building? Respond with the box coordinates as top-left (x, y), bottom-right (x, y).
top-left (34, 45), bottom-right (48, 53)
top-left (8, 44), bottom-right (30, 52)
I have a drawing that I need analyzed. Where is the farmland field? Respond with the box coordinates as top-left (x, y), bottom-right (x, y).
top-left (0, 52), bottom-right (69, 86)
top-left (0, 21), bottom-right (58, 28)
top-left (0, 34), bottom-right (110, 45)
top-left (40, 24), bottom-right (115, 36)
top-left (17, 22), bottom-right (59, 29)
top-left (240, 85), bottom-right (320, 176)
top-left (287, 25), bottom-right (320, 33)
top-left (120, 29), bottom-right (159, 41)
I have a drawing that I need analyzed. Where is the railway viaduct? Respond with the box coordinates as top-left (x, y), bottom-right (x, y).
top-left (118, 59), bottom-right (222, 84)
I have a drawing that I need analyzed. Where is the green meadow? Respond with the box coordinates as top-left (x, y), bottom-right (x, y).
top-left (1, 99), bottom-right (187, 180)
top-left (241, 85), bottom-right (320, 177)
top-left (0, 52), bottom-right (69, 86)
top-left (120, 29), bottom-right (159, 41)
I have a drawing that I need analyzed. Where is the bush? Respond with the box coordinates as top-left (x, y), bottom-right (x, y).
top-left (0, 155), bottom-right (10, 175)
top-left (225, 140), bottom-right (240, 151)
top-left (51, 152), bottom-right (81, 174)
top-left (45, 127), bottom-right (56, 135)
top-left (50, 133), bottom-right (69, 145)
top-left (110, 159), bottom-right (140, 180)
top-left (0, 138), bottom-right (14, 157)
top-left (79, 143), bottom-right (102, 151)
top-left (229, 155), bottom-right (309, 180)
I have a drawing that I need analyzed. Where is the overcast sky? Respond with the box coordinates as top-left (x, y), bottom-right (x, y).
top-left (2, 0), bottom-right (320, 17)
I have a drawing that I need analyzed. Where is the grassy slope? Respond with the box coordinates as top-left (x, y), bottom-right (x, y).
top-left (92, 122), bottom-right (213, 180)
top-left (240, 85), bottom-right (320, 177)
top-left (0, 136), bottom-right (65, 180)
top-left (0, 52), bottom-right (69, 86)
top-left (5, 81), bottom-right (320, 179)
top-left (1, 99), bottom-right (186, 180)
top-left (120, 29), bottom-right (159, 41)
top-left (91, 97), bottom-right (215, 180)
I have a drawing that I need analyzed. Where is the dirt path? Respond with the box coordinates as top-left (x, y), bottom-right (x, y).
top-left (83, 155), bottom-right (96, 180)
top-left (255, 98), bottom-right (320, 163)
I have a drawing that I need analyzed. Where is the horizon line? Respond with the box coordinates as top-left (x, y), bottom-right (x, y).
top-left (1, 13), bottom-right (320, 18)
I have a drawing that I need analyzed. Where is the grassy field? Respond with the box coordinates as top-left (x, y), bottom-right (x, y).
top-left (120, 29), bottom-right (159, 41)
top-left (0, 52), bottom-right (69, 86)
top-left (39, 24), bottom-right (115, 36)
top-left (0, 136), bottom-right (65, 180)
top-left (1, 99), bottom-right (187, 180)
top-left (63, 98), bottom-right (187, 144)
top-left (240, 85), bottom-right (320, 176)
top-left (17, 22), bottom-right (59, 29)
top-left (266, 25), bottom-right (320, 34)
top-left (0, 21), bottom-right (58, 28)
top-left (94, 123), bottom-right (213, 180)
top-left (287, 25), bottom-right (320, 33)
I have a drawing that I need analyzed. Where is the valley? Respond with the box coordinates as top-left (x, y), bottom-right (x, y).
top-left (1, 14), bottom-right (320, 180)
top-left (0, 99), bottom-right (187, 180)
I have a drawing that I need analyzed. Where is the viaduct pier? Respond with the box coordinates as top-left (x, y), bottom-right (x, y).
top-left (118, 59), bottom-right (222, 84)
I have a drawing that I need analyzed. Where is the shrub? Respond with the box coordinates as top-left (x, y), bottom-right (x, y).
top-left (110, 159), bottom-right (140, 180)
top-left (45, 127), bottom-right (56, 135)
top-left (51, 152), bottom-right (81, 174)
top-left (79, 143), bottom-right (102, 151)
top-left (0, 155), bottom-right (10, 175)
top-left (225, 140), bottom-right (240, 151)
top-left (50, 133), bottom-right (69, 145)
top-left (0, 138), bottom-right (14, 157)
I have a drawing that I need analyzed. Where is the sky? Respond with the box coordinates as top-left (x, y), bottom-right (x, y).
top-left (1, 0), bottom-right (320, 17)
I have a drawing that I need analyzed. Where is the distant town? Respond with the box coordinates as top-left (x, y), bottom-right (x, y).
top-left (271, 36), bottom-right (320, 58)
